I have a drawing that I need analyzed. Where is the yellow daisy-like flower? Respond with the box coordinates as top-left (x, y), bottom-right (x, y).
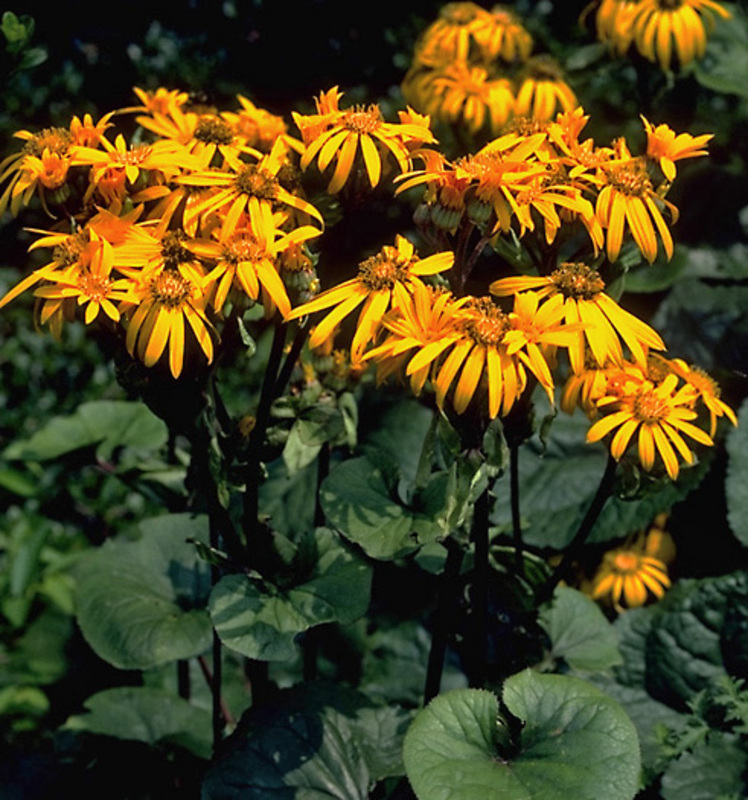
top-left (514, 56), bottom-right (579, 121)
top-left (474, 5), bottom-right (534, 63)
top-left (419, 63), bottom-right (516, 135)
top-left (665, 356), bottom-right (738, 436)
top-left (177, 137), bottom-right (324, 240)
top-left (586, 371), bottom-right (714, 480)
top-left (503, 290), bottom-right (586, 404)
top-left (121, 262), bottom-right (216, 379)
top-left (560, 350), bottom-right (614, 417)
top-left (490, 262), bottom-right (666, 372)
top-left (590, 546), bottom-right (671, 611)
top-left (412, 1), bottom-right (494, 64)
top-left (640, 115), bottom-right (712, 182)
top-left (364, 281), bottom-right (468, 396)
top-left (629, 0), bottom-right (731, 71)
top-left (585, 0), bottom-right (640, 56)
top-left (594, 139), bottom-right (679, 263)
top-left (127, 86), bottom-right (191, 117)
top-left (29, 231), bottom-right (130, 326)
top-left (295, 88), bottom-right (436, 194)
top-left (71, 133), bottom-right (199, 206)
top-left (188, 211), bottom-right (321, 318)
top-left (0, 127), bottom-right (74, 216)
top-left (287, 234), bottom-right (454, 361)
top-left (430, 296), bottom-right (528, 419)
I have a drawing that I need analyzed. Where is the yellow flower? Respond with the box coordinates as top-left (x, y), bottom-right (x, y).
top-left (474, 5), bottom-right (534, 62)
top-left (188, 211), bottom-right (321, 317)
top-left (128, 86), bottom-right (191, 117)
top-left (586, 0), bottom-right (640, 56)
top-left (490, 262), bottom-right (666, 373)
top-left (364, 281), bottom-right (468, 396)
top-left (30, 232), bottom-right (130, 325)
top-left (418, 63), bottom-right (516, 135)
top-left (640, 115), bottom-right (712, 182)
top-left (594, 139), bottom-right (679, 263)
top-left (629, 0), bottom-right (731, 71)
top-left (586, 372), bottom-right (714, 480)
top-left (287, 235), bottom-right (454, 361)
top-left (295, 88), bottom-right (436, 194)
top-left (503, 290), bottom-right (585, 403)
top-left (0, 127), bottom-right (74, 216)
top-left (121, 263), bottom-right (216, 379)
top-left (71, 133), bottom-right (200, 207)
top-left (560, 351), bottom-right (614, 417)
top-left (590, 545), bottom-right (671, 611)
top-left (177, 137), bottom-right (324, 240)
top-left (412, 2), bottom-right (494, 64)
top-left (514, 56), bottom-right (578, 121)
top-left (666, 357), bottom-right (738, 436)
top-left (411, 296), bottom-right (527, 419)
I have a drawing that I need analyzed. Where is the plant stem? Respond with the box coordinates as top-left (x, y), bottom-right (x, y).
top-left (509, 442), bottom-right (524, 578)
top-left (536, 452), bottom-right (618, 605)
top-left (424, 537), bottom-right (464, 704)
top-left (242, 319), bottom-right (287, 570)
top-left (469, 487), bottom-right (490, 689)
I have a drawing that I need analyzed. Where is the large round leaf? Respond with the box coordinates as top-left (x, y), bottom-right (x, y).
top-left (210, 527), bottom-right (372, 661)
top-left (74, 514), bottom-right (213, 670)
top-left (403, 670), bottom-right (640, 800)
top-left (320, 456), bottom-right (450, 560)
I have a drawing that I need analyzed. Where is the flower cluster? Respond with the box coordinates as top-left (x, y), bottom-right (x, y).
top-left (0, 88), bottom-right (329, 377)
top-left (401, 2), bottom-right (577, 136)
top-left (399, 106), bottom-right (711, 265)
top-left (586, 0), bottom-right (732, 71)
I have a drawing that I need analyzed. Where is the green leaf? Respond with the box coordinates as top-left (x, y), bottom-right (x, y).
top-left (660, 734), bottom-right (747, 800)
top-left (590, 675), bottom-right (686, 779)
top-left (3, 400), bottom-right (168, 462)
top-left (403, 672), bottom-right (640, 800)
top-left (651, 278), bottom-right (748, 370)
top-left (201, 682), bottom-right (411, 798)
top-left (210, 527), bottom-right (372, 661)
top-left (538, 587), bottom-right (622, 672)
top-left (645, 573), bottom-right (748, 709)
top-left (74, 514), bottom-right (213, 670)
top-left (320, 456), bottom-right (451, 560)
top-left (65, 686), bottom-right (213, 759)
top-left (725, 398), bottom-right (748, 546)
top-left (694, 3), bottom-right (748, 98)
top-left (490, 411), bottom-right (709, 549)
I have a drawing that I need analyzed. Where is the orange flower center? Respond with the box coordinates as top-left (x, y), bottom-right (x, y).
top-left (358, 248), bottom-right (411, 290)
top-left (685, 367), bottom-right (720, 398)
top-left (115, 144), bottom-right (153, 167)
top-left (611, 551), bottom-right (641, 574)
top-left (236, 164), bottom-right (278, 199)
top-left (441, 3), bottom-right (481, 24)
top-left (605, 160), bottom-right (653, 197)
top-left (149, 269), bottom-right (192, 308)
top-left (632, 386), bottom-right (670, 423)
top-left (342, 106), bottom-right (383, 135)
top-left (463, 299), bottom-right (510, 346)
top-left (77, 271), bottom-right (112, 301)
top-left (550, 262), bottom-right (604, 299)
top-left (657, 0), bottom-right (683, 9)
top-left (222, 233), bottom-right (266, 264)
